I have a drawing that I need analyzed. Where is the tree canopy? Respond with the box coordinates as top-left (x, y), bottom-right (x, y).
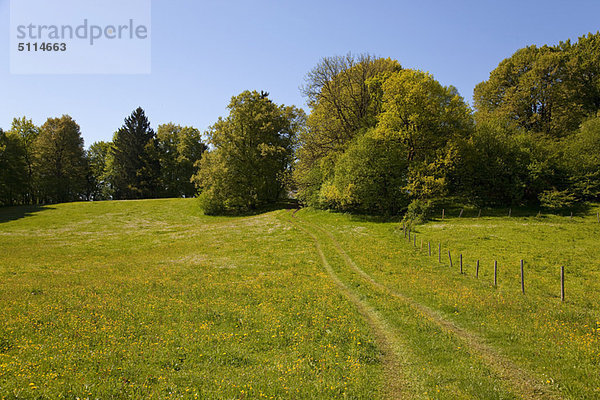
top-left (35, 115), bottom-right (88, 204)
top-left (1, 33), bottom-right (600, 216)
top-left (193, 90), bottom-right (305, 214)
top-left (474, 33), bottom-right (600, 137)
top-left (296, 55), bottom-right (473, 214)
top-left (0, 109), bottom-right (207, 206)
top-left (0, 128), bottom-right (27, 206)
top-left (156, 123), bottom-right (207, 198)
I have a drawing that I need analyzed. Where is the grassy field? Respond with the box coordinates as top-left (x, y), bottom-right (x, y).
top-left (293, 205), bottom-right (600, 399)
top-left (0, 200), bottom-right (382, 399)
top-left (0, 199), bottom-right (599, 399)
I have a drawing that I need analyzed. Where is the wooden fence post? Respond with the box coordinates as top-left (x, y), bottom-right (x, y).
top-left (508, 208), bottom-right (512, 217)
top-left (448, 251), bottom-right (452, 268)
top-left (442, 209), bottom-right (445, 220)
top-left (494, 260), bottom-right (498, 287)
top-left (561, 266), bottom-right (565, 302)
top-left (413, 235), bottom-right (416, 247)
top-left (459, 209), bottom-right (463, 218)
top-left (421, 238), bottom-right (423, 250)
top-left (476, 260), bottom-right (479, 278)
top-left (520, 260), bottom-right (525, 294)
top-left (460, 254), bottom-right (463, 274)
top-left (478, 209), bottom-right (481, 218)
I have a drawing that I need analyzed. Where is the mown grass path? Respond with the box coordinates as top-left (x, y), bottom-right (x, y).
top-left (285, 213), bottom-right (421, 399)
top-left (284, 211), bottom-right (564, 399)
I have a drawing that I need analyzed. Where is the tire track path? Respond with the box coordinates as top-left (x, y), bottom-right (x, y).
top-left (299, 215), bottom-right (562, 400)
top-left (285, 215), bottom-right (423, 399)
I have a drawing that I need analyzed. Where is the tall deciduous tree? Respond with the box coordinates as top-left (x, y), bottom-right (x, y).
top-left (35, 115), bottom-right (88, 204)
top-left (86, 141), bottom-right (112, 200)
top-left (376, 70), bottom-right (473, 162)
top-left (156, 123), bottom-right (206, 198)
top-left (474, 33), bottom-right (600, 137)
top-left (0, 128), bottom-right (27, 206)
top-left (110, 107), bottom-right (160, 199)
top-left (295, 54), bottom-right (402, 204)
top-left (564, 115), bottom-right (600, 201)
top-left (8, 117), bottom-right (39, 203)
top-left (317, 68), bottom-right (473, 214)
top-left (193, 90), bottom-right (304, 214)
top-left (566, 33), bottom-right (600, 117)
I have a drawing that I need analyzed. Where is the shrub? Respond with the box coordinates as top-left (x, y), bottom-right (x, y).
top-left (322, 131), bottom-right (410, 215)
top-left (403, 199), bottom-right (433, 225)
top-left (539, 189), bottom-right (577, 210)
top-left (198, 190), bottom-right (225, 216)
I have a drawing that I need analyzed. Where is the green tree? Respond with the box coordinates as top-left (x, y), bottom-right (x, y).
top-left (453, 121), bottom-right (529, 205)
top-left (8, 117), bottom-right (39, 203)
top-left (0, 128), bottom-right (27, 206)
top-left (193, 90), bottom-right (304, 214)
top-left (0, 128), bottom-right (5, 204)
top-left (474, 34), bottom-right (600, 137)
top-left (566, 32), bottom-right (600, 117)
top-left (564, 115), bottom-right (600, 201)
top-left (372, 69), bottom-right (473, 203)
top-left (301, 54), bottom-right (402, 149)
top-left (34, 115), bottom-right (88, 204)
top-left (376, 69), bottom-right (473, 162)
top-left (319, 130), bottom-right (409, 214)
top-left (453, 119), bottom-right (564, 206)
top-left (110, 107), bottom-right (160, 199)
top-left (295, 54), bottom-right (402, 204)
top-left (86, 141), bottom-right (112, 200)
top-left (298, 66), bottom-right (473, 214)
top-left (156, 123), bottom-right (207, 197)
top-left (470, 32), bottom-right (600, 207)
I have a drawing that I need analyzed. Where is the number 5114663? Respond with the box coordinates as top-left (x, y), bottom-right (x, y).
top-left (18, 42), bottom-right (67, 52)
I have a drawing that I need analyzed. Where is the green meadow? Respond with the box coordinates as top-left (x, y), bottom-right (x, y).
top-left (1, 199), bottom-right (599, 399)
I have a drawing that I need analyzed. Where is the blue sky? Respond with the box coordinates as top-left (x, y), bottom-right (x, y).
top-left (1, 0), bottom-right (599, 146)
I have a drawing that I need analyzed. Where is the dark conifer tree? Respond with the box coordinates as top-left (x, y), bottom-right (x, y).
top-left (110, 107), bottom-right (160, 199)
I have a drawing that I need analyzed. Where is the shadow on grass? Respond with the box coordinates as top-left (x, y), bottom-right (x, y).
top-left (293, 200), bottom-right (598, 225)
top-left (0, 205), bottom-right (55, 224)
top-left (346, 213), bottom-right (402, 224)
top-left (297, 207), bottom-right (403, 224)
top-left (206, 199), bottom-right (301, 218)
top-left (429, 201), bottom-right (594, 221)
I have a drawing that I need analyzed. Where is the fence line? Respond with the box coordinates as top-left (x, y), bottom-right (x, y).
top-left (396, 207), bottom-right (600, 301)
top-left (397, 228), bottom-right (570, 301)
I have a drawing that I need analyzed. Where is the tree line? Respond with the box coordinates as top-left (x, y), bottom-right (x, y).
top-left (2, 32), bottom-right (599, 216)
top-left (0, 108), bottom-right (206, 206)
top-left (294, 33), bottom-right (600, 217)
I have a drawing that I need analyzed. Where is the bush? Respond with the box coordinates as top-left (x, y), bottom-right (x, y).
top-left (198, 190), bottom-right (225, 216)
top-left (403, 199), bottom-right (433, 225)
top-left (320, 131), bottom-right (410, 215)
top-left (538, 189), bottom-right (577, 210)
